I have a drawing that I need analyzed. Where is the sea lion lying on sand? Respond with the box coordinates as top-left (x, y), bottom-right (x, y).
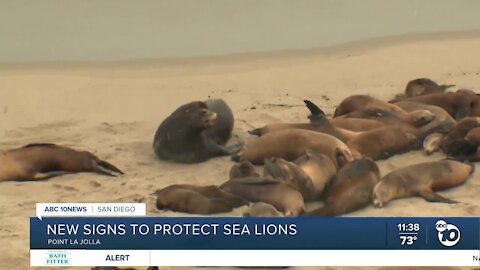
top-left (0, 143), bottom-right (124, 182)
top-left (153, 99), bottom-right (243, 164)
top-left (233, 129), bottom-right (354, 169)
top-left (372, 160), bottom-right (474, 207)
top-left (441, 117), bottom-right (480, 156)
top-left (333, 95), bottom-right (410, 117)
top-left (220, 177), bottom-right (305, 216)
top-left (229, 160), bottom-right (260, 179)
top-left (154, 184), bottom-right (248, 214)
top-left (263, 150), bottom-right (337, 201)
top-left (404, 78), bottom-right (447, 97)
top-left (302, 157), bottom-right (381, 216)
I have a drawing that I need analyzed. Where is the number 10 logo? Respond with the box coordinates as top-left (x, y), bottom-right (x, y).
top-left (435, 220), bottom-right (461, 247)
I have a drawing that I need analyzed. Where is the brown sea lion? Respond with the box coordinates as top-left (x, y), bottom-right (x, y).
top-left (441, 116), bottom-right (480, 155)
top-left (445, 126), bottom-right (480, 162)
top-left (263, 150), bottom-right (337, 201)
top-left (0, 143), bottom-right (124, 182)
top-left (338, 107), bottom-right (435, 128)
top-left (404, 78), bottom-right (444, 97)
top-left (302, 157), bottom-right (381, 216)
top-left (153, 99), bottom-right (243, 164)
top-left (233, 129), bottom-right (354, 168)
top-left (243, 202), bottom-right (284, 217)
top-left (346, 126), bottom-right (420, 160)
top-left (372, 160), bottom-right (474, 207)
top-left (220, 177), bottom-right (305, 216)
top-left (392, 91), bottom-right (480, 120)
top-left (423, 133), bottom-right (445, 155)
top-left (229, 160), bottom-right (260, 179)
top-left (395, 101), bottom-right (456, 135)
top-left (153, 184), bottom-right (248, 214)
top-left (465, 127), bottom-right (480, 145)
top-left (333, 95), bottom-right (408, 117)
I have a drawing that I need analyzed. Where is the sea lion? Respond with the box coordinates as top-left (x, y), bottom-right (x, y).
top-left (0, 143), bottom-right (124, 182)
top-left (233, 129), bottom-right (354, 168)
top-left (441, 116), bottom-right (480, 156)
top-left (404, 78), bottom-right (444, 97)
top-left (243, 202), bottom-right (284, 217)
top-left (229, 160), bottom-right (260, 179)
top-left (154, 184), bottom-right (248, 214)
top-left (372, 160), bottom-right (474, 207)
top-left (333, 95), bottom-right (408, 117)
top-left (395, 101), bottom-right (456, 136)
top-left (153, 99), bottom-right (243, 163)
top-left (392, 91), bottom-right (480, 120)
top-left (338, 107), bottom-right (435, 128)
top-left (302, 157), bottom-right (381, 216)
top-left (444, 127), bottom-right (480, 162)
top-left (263, 150), bottom-right (337, 201)
top-left (346, 126), bottom-right (420, 160)
top-left (220, 177), bottom-right (305, 216)
top-left (423, 133), bottom-right (445, 155)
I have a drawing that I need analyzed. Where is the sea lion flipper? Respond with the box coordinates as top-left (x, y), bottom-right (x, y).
top-left (226, 142), bottom-right (244, 155)
top-left (418, 190), bottom-right (458, 204)
top-left (303, 100), bottom-right (325, 116)
top-left (94, 160), bottom-right (125, 177)
top-left (248, 128), bottom-right (262, 136)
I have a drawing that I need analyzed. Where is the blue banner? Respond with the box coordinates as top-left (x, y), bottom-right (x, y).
top-left (30, 217), bottom-right (480, 250)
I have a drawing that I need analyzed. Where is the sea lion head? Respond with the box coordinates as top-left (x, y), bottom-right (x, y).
top-left (176, 101), bottom-right (218, 129)
top-left (423, 133), bottom-right (444, 155)
top-left (229, 160), bottom-right (259, 179)
top-left (372, 180), bottom-right (398, 208)
top-left (263, 156), bottom-right (314, 192)
top-left (465, 127), bottom-right (480, 145)
top-left (410, 110), bottom-right (435, 127)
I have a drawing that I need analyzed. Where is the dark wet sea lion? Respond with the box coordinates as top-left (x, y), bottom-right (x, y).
top-left (203, 99), bottom-right (234, 145)
top-left (154, 184), bottom-right (248, 214)
top-left (220, 177), bottom-right (305, 216)
top-left (333, 95), bottom-right (408, 117)
top-left (372, 160), bottom-right (474, 207)
top-left (0, 143), bottom-right (124, 182)
top-left (405, 78), bottom-right (443, 97)
top-left (441, 116), bottom-right (480, 155)
top-left (263, 150), bottom-right (337, 201)
top-left (233, 129), bottom-right (354, 168)
top-left (302, 157), bottom-right (381, 216)
top-left (444, 126), bottom-right (480, 162)
top-left (392, 91), bottom-right (480, 120)
top-left (229, 160), bottom-right (260, 179)
top-left (153, 99), bottom-right (243, 163)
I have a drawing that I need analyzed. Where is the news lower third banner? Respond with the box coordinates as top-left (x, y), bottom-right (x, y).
top-left (30, 204), bottom-right (480, 267)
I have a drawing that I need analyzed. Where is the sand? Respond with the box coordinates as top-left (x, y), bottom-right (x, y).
top-left (1, 31), bottom-right (480, 270)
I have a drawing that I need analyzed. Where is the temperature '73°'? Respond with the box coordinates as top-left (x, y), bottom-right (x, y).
top-left (400, 235), bottom-right (418, 246)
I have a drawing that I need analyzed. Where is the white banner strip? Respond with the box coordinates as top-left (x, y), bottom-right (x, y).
top-left (31, 250), bottom-right (480, 267)
top-left (36, 203), bottom-right (146, 219)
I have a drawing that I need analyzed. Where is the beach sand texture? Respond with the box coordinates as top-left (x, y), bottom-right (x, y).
top-left (1, 32), bottom-right (480, 269)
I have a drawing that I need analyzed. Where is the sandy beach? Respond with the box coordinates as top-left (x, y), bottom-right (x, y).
top-left (1, 31), bottom-right (480, 270)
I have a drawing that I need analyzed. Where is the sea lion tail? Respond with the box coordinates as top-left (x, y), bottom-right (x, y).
top-left (248, 128), bottom-right (262, 136)
top-left (94, 160), bottom-right (125, 176)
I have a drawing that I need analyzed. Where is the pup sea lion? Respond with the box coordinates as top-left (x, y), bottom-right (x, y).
top-left (153, 99), bottom-right (243, 163)
top-left (0, 143), bottom-right (124, 182)
top-left (263, 150), bottom-right (337, 201)
top-left (229, 160), bottom-right (260, 179)
top-left (405, 78), bottom-right (443, 97)
top-left (220, 177), bottom-right (305, 216)
top-left (154, 184), bottom-right (248, 214)
top-left (233, 129), bottom-right (354, 168)
top-left (372, 160), bottom-right (474, 207)
top-left (302, 157), bottom-right (381, 216)
top-left (243, 202), bottom-right (284, 217)
top-left (393, 91), bottom-right (480, 120)
top-left (333, 95), bottom-right (408, 117)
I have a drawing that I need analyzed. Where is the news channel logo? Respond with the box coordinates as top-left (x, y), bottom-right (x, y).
top-left (44, 250), bottom-right (71, 266)
top-left (435, 220), bottom-right (461, 247)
